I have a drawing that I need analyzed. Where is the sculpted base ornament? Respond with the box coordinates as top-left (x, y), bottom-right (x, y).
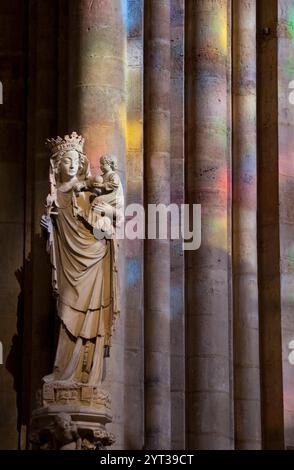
top-left (31, 132), bottom-right (123, 450)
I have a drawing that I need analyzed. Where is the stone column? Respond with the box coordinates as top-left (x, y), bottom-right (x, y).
top-left (257, 0), bottom-right (284, 449)
top-left (67, 0), bottom-right (127, 448)
top-left (124, 0), bottom-right (144, 450)
top-left (186, 0), bottom-right (233, 449)
top-left (144, 0), bottom-right (171, 450)
top-left (232, 0), bottom-right (262, 449)
top-left (170, 0), bottom-right (185, 450)
top-left (68, 0), bottom-right (126, 174)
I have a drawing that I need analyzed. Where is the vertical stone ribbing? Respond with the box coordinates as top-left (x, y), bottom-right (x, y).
top-left (68, 0), bottom-right (127, 448)
top-left (257, 0), bottom-right (284, 449)
top-left (170, 0), bottom-right (185, 450)
top-left (186, 0), bottom-right (233, 449)
top-left (144, 0), bottom-right (171, 450)
top-left (124, 0), bottom-right (144, 449)
top-left (232, 0), bottom-right (261, 449)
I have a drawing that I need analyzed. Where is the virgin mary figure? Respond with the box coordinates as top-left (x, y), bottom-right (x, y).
top-left (40, 132), bottom-right (122, 386)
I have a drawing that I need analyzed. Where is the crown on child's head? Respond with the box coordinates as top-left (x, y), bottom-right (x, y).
top-left (46, 132), bottom-right (84, 155)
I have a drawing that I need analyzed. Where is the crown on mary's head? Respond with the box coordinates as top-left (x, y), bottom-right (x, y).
top-left (46, 132), bottom-right (84, 155)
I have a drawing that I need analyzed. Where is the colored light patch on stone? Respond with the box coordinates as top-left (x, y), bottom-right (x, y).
top-left (211, 116), bottom-right (227, 149)
top-left (127, 118), bottom-right (142, 151)
top-left (171, 287), bottom-right (184, 316)
top-left (289, 244), bottom-right (294, 272)
top-left (240, 153), bottom-right (256, 175)
top-left (205, 215), bottom-right (228, 252)
top-left (127, 259), bottom-right (141, 287)
top-left (126, 0), bottom-right (142, 35)
top-left (211, 11), bottom-right (227, 55)
top-left (282, 57), bottom-right (294, 78)
top-left (119, 102), bottom-right (128, 141)
top-left (288, 6), bottom-right (294, 39)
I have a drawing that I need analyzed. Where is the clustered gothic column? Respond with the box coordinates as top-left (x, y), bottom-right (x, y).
top-left (144, 0), bottom-right (171, 450)
top-left (232, 0), bottom-right (261, 449)
top-left (186, 0), bottom-right (233, 449)
top-left (68, 0), bottom-right (127, 448)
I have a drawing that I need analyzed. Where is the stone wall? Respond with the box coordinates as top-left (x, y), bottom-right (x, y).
top-left (0, 0), bottom-right (26, 449)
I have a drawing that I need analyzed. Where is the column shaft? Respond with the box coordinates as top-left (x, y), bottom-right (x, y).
top-left (124, 0), bottom-right (144, 450)
top-left (68, 0), bottom-right (127, 173)
top-left (257, 0), bottom-right (284, 449)
top-left (144, 0), bottom-right (171, 450)
top-left (170, 0), bottom-right (185, 450)
top-left (232, 0), bottom-right (261, 449)
top-left (186, 0), bottom-right (233, 449)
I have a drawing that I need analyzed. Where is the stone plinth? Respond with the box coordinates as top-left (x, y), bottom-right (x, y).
top-left (30, 383), bottom-right (115, 450)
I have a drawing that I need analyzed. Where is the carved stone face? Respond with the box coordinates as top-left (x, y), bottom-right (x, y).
top-left (100, 159), bottom-right (111, 175)
top-left (59, 150), bottom-right (79, 181)
top-left (55, 414), bottom-right (74, 442)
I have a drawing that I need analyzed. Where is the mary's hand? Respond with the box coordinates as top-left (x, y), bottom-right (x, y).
top-left (40, 214), bottom-right (53, 234)
top-left (73, 181), bottom-right (86, 194)
top-left (92, 202), bottom-right (115, 219)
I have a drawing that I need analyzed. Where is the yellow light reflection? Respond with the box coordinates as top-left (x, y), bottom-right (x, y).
top-left (127, 118), bottom-right (142, 151)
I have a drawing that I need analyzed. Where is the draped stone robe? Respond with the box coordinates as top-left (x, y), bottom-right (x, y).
top-left (47, 189), bottom-right (119, 385)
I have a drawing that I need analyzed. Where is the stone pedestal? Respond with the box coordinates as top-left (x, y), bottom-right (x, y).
top-left (30, 383), bottom-right (115, 450)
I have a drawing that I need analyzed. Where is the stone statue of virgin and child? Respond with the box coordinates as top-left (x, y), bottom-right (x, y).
top-left (40, 132), bottom-right (123, 387)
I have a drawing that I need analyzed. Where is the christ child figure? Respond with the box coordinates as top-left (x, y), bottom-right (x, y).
top-left (86, 154), bottom-right (124, 237)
